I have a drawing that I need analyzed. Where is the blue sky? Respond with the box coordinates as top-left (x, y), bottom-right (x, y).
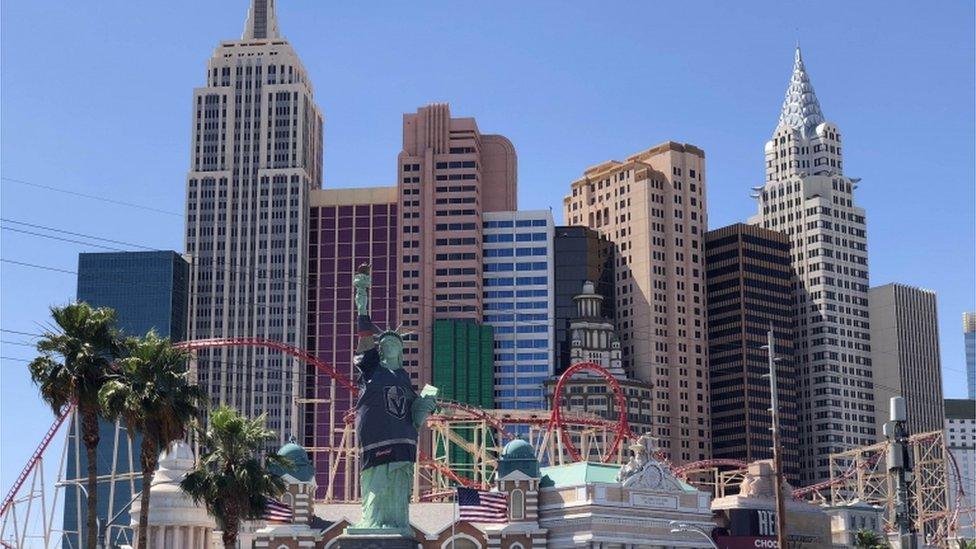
top-left (1, 0), bottom-right (973, 494)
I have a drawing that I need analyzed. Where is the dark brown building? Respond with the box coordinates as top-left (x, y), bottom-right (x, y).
top-left (705, 223), bottom-right (799, 481)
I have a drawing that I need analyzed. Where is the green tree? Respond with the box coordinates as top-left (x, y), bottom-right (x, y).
top-left (98, 331), bottom-right (206, 549)
top-left (957, 539), bottom-right (976, 549)
top-left (28, 302), bottom-right (120, 549)
top-left (179, 406), bottom-right (287, 549)
top-left (853, 528), bottom-right (889, 548)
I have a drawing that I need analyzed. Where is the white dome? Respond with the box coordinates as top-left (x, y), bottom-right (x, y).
top-left (130, 441), bottom-right (215, 529)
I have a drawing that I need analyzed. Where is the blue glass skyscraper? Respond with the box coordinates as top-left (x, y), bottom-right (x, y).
top-left (62, 251), bottom-right (189, 548)
top-left (481, 211), bottom-right (555, 411)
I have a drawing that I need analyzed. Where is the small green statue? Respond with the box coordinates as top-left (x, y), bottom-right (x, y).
top-left (348, 263), bottom-right (437, 539)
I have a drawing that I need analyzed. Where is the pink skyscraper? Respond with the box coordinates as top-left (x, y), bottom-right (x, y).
top-left (396, 104), bottom-right (517, 386)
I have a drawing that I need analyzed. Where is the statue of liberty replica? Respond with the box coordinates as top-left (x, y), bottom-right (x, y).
top-left (342, 263), bottom-right (438, 545)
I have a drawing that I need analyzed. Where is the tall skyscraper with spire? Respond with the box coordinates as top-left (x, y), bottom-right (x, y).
top-left (184, 0), bottom-right (323, 443)
top-left (750, 48), bottom-right (874, 483)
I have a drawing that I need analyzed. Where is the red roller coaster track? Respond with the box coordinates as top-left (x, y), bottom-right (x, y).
top-left (0, 403), bottom-right (74, 516)
top-left (549, 361), bottom-right (630, 463)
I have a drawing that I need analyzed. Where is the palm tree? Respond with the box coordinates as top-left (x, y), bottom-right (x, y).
top-left (853, 529), bottom-right (889, 548)
top-left (180, 406), bottom-right (287, 549)
top-left (99, 331), bottom-right (206, 549)
top-left (28, 302), bottom-right (120, 549)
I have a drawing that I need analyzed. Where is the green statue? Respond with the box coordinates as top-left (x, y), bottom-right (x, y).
top-left (348, 263), bottom-right (437, 538)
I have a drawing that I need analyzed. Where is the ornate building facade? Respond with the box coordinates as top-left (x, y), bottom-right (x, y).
top-left (749, 48), bottom-right (874, 483)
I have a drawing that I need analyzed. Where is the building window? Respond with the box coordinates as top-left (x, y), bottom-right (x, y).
top-left (441, 535), bottom-right (481, 549)
top-left (510, 489), bottom-right (525, 520)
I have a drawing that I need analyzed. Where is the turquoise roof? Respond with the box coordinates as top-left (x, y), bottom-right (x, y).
top-left (540, 462), bottom-right (620, 488)
top-left (539, 461), bottom-right (698, 492)
top-left (271, 441), bottom-right (314, 482)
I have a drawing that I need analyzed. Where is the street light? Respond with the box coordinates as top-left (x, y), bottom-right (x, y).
top-left (669, 520), bottom-right (720, 549)
top-left (56, 480), bottom-right (102, 549)
top-left (57, 480), bottom-right (143, 549)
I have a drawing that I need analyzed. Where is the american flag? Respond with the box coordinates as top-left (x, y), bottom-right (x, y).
top-left (263, 498), bottom-right (293, 523)
top-left (457, 487), bottom-right (507, 523)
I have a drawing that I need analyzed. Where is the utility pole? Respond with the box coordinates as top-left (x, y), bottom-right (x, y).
top-left (763, 324), bottom-right (788, 549)
top-left (885, 396), bottom-right (918, 549)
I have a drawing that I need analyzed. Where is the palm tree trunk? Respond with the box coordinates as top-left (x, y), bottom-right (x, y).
top-left (136, 437), bottom-right (158, 549)
top-left (221, 509), bottom-right (239, 549)
top-left (80, 406), bottom-right (100, 549)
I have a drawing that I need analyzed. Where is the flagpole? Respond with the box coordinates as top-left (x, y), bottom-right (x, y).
top-left (452, 488), bottom-right (457, 548)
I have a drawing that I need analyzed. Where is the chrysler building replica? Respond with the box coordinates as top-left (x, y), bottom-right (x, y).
top-left (184, 0), bottom-right (323, 443)
top-left (750, 48), bottom-right (873, 483)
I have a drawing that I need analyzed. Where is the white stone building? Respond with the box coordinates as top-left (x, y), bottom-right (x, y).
top-left (750, 48), bottom-right (875, 483)
top-left (184, 0), bottom-right (324, 444)
top-left (568, 281), bottom-right (625, 378)
top-left (129, 442), bottom-right (215, 548)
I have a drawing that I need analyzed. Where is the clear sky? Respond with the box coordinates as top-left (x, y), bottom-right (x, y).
top-left (1, 0), bottom-right (974, 497)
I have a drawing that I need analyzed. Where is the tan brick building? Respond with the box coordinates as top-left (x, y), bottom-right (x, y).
top-left (563, 142), bottom-right (710, 465)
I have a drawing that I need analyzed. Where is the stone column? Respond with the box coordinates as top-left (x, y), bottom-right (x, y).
top-left (154, 525), bottom-right (165, 549)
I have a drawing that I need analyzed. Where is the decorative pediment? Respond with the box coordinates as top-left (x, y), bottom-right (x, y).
top-left (616, 434), bottom-right (686, 493)
top-left (499, 469), bottom-right (535, 483)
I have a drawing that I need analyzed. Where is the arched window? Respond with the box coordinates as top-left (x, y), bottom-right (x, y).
top-left (510, 543), bottom-right (525, 549)
top-left (441, 534), bottom-right (481, 549)
top-left (510, 489), bottom-right (525, 520)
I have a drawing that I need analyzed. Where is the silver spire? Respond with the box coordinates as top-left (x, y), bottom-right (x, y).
top-left (242, 0), bottom-right (280, 40)
top-left (777, 47), bottom-right (824, 138)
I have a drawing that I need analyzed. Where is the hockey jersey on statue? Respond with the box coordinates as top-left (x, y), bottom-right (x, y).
top-left (354, 342), bottom-right (419, 470)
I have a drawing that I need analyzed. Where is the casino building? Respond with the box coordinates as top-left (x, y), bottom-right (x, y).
top-left (256, 439), bottom-right (716, 548)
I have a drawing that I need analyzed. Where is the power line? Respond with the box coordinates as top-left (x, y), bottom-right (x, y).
top-left (0, 329), bottom-right (42, 338)
top-left (1, 226), bottom-right (124, 251)
top-left (0, 258), bottom-right (77, 275)
top-left (0, 340), bottom-right (35, 347)
top-left (1, 218), bottom-right (161, 251)
top-left (1, 176), bottom-right (182, 217)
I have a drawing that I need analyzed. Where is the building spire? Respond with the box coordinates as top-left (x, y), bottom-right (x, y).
top-left (777, 46), bottom-right (824, 138)
top-left (242, 0), bottom-right (280, 40)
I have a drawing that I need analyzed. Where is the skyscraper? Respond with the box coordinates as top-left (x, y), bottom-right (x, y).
top-left (553, 226), bottom-right (615, 375)
top-left (749, 48), bottom-right (874, 483)
top-left (481, 210), bottom-right (555, 410)
top-left (965, 312), bottom-right (975, 399)
top-left (397, 103), bottom-right (517, 386)
top-left (869, 284), bottom-right (944, 435)
top-left (563, 142), bottom-right (710, 464)
top-left (184, 0), bottom-right (323, 444)
top-left (305, 187), bottom-right (398, 500)
top-left (704, 223), bottom-right (799, 481)
top-left (63, 251), bottom-right (189, 548)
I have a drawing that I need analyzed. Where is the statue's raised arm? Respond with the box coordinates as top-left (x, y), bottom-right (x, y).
top-left (354, 262), bottom-right (375, 352)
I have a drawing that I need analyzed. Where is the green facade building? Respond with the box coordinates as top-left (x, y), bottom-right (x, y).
top-left (432, 319), bottom-right (494, 408)
top-left (432, 319), bottom-right (494, 477)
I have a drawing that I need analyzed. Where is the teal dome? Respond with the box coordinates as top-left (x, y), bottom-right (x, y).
top-left (271, 440), bottom-right (314, 482)
top-left (503, 438), bottom-right (535, 459)
top-left (498, 438), bottom-right (540, 478)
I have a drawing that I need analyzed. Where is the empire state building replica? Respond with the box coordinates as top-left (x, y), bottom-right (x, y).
top-left (184, 0), bottom-right (324, 443)
top-left (749, 48), bottom-right (874, 483)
